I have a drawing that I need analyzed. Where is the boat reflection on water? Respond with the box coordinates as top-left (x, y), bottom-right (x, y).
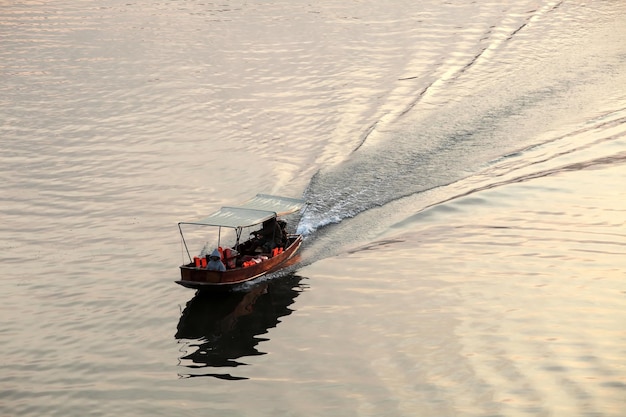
top-left (175, 273), bottom-right (306, 380)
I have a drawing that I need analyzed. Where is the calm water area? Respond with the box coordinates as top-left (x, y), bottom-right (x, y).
top-left (1, 1), bottom-right (625, 416)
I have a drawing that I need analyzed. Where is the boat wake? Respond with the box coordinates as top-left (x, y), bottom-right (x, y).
top-left (295, 100), bottom-right (626, 264)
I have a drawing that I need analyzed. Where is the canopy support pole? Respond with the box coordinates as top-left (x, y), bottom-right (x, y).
top-left (178, 223), bottom-right (192, 262)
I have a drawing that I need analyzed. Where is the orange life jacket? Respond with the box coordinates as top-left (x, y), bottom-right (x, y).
top-left (223, 248), bottom-right (236, 269)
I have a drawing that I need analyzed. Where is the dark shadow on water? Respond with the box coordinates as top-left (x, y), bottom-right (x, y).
top-left (175, 273), bottom-right (307, 380)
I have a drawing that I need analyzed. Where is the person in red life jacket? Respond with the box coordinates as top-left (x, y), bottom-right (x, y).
top-left (206, 248), bottom-right (226, 271)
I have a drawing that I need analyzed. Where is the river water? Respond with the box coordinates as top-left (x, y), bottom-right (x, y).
top-left (1, 1), bottom-right (625, 416)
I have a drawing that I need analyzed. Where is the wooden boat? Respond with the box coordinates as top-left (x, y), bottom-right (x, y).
top-left (176, 194), bottom-right (305, 290)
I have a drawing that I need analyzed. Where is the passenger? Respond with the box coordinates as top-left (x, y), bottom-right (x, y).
top-left (206, 248), bottom-right (226, 271)
top-left (223, 247), bottom-right (238, 269)
top-left (277, 219), bottom-right (288, 245)
top-left (254, 219), bottom-right (284, 252)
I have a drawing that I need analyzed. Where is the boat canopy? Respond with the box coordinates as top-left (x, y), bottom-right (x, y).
top-left (179, 194), bottom-right (305, 229)
top-left (237, 194), bottom-right (304, 216)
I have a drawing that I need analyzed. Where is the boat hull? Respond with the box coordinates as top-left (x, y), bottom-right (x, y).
top-left (176, 235), bottom-right (302, 290)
